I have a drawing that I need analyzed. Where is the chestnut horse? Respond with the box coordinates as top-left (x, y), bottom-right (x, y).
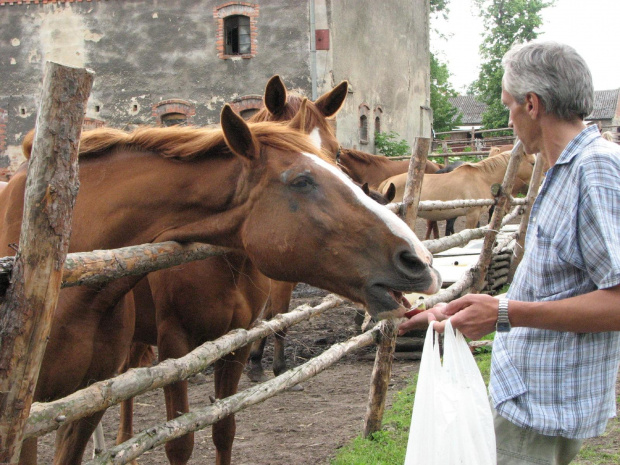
top-left (113, 78), bottom-right (423, 465)
top-left (115, 77), bottom-right (357, 464)
top-left (3, 106), bottom-right (441, 465)
top-left (380, 151), bottom-right (536, 230)
top-left (336, 147), bottom-right (442, 189)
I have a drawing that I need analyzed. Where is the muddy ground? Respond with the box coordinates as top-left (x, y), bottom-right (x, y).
top-left (36, 216), bottom-right (620, 464)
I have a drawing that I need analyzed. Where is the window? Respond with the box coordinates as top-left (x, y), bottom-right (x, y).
top-left (359, 103), bottom-right (370, 144)
top-left (374, 106), bottom-right (383, 135)
top-left (225, 15), bottom-right (251, 56)
top-left (228, 95), bottom-right (263, 120)
top-left (214, 3), bottom-right (259, 59)
top-left (161, 112), bottom-right (188, 127)
top-left (153, 100), bottom-right (195, 127)
top-left (360, 115), bottom-right (368, 143)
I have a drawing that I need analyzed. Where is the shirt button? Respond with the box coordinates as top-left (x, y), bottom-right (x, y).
top-left (531, 217), bottom-right (536, 223)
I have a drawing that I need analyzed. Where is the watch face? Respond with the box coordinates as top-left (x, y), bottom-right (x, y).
top-left (497, 322), bottom-right (511, 332)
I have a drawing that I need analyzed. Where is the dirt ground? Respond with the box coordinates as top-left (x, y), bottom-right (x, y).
top-left (35, 216), bottom-right (620, 464)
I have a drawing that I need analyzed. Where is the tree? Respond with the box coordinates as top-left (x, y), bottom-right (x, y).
top-left (472, 0), bottom-right (554, 129)
top-left (430, 53), bottom-right (462, 132)
top-left (429, 0), bottom-right (461, 133)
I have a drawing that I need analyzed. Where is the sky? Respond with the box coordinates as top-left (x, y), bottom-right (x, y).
top-left (431, 0), bottom-right (620, 94)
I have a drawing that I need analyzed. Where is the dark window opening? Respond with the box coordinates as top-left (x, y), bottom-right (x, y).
top-left (95, 105), bottom-right (100, 113)
top-left (360, 115), bottom-right (368, 143)
top-left (375, 116), bottom-right (381, 135)
top-left (225, 15), bottom-right (251, 55)
top-left (240, 108), bottom-right (259, 120)
top-left (132, 105), bottom-right (138, 112)
top-left (161, 113), bottom-right (188, 127)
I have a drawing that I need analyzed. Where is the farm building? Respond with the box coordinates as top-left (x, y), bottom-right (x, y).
top-left (0, 0), bottom-right (431, 178)
top-left (446, 89), bottom-right (620, 144)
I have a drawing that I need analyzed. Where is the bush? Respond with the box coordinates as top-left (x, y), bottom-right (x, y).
top-left (375, 131), bottom-right (411, 158)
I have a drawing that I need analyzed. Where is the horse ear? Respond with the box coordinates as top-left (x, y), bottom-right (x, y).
top-left (263, 75), bottom-right (287, 116)
top-left (386, 183), bottom-right (396, 202)
top-left (314, 80), bottom-right (348, 118)
top-left (362, 182), bottom-right (370, 196)
top-left (220, 104), bottom-right (259, 160)
top-left (288, 98), bottom-right (309, 132)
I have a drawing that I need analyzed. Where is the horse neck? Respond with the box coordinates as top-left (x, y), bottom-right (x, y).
top-left (464, 158), bottom-right (509, 185)
top-left (71, 150), bottom-right (251, 251)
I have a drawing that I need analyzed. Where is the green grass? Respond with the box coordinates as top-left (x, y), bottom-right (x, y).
top-left (331, 349), bottom-right (493, 465)
top-left (331, 337), bottom-right (619, 464)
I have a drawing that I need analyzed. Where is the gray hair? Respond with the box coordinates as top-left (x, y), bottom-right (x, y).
top-left (502, 41), bottom-right (594, 120)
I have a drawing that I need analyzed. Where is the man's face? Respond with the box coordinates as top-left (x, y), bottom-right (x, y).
top-left (501, 86), bottom-right (539, 154)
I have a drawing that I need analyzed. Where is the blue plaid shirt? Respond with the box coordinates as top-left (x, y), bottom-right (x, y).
top-left (489, 125), bottom-right (620, 439)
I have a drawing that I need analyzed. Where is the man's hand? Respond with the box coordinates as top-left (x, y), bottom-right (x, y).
top-left (432, 294), bottom-right (500, 340)
top-left (398, 303), bottom-right (448, 336)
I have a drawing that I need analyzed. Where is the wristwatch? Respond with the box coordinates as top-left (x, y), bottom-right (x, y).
top-left (496, 298), bottom-right (511, 332)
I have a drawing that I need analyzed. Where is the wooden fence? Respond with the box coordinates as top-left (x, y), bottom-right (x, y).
top-left (0, 63), bottom-right (545, 464)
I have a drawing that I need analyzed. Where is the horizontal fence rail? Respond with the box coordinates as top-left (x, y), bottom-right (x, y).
top-left (25, 295), bottom-right (344, 439)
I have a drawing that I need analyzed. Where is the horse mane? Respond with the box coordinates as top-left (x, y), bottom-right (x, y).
top-left (22, 122), bottom-right (332, 164)
top-left (458, 152), bottom-right (510, 174)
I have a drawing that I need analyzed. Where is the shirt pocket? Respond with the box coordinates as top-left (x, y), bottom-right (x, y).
top-left (489, 334), bottom-right (528, 406)
top-left (530, 225), bottom-right (572, 299)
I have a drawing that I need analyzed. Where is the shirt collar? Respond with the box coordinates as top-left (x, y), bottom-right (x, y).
top-left (554, 125), bottom-right (600, 166)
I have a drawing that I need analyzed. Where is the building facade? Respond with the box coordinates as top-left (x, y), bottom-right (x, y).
top-left (0, 0), bottom-right (431, 176)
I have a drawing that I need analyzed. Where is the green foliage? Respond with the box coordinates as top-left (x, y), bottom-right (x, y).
top-left (471, 0), bottom-right (554, 129)
top-left (375, 131), bottom-right (411, 158)
top-left (430, 53), bottom-right (462, 132)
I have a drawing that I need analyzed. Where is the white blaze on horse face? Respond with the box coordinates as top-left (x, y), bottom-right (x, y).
top-left (300, 151), bottom-right (433, 266)
top-left (309, 127), bottom-right (322, 151)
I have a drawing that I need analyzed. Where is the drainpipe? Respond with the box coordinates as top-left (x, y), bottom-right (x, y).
top-left (310, 0), bottom-right (318, 100)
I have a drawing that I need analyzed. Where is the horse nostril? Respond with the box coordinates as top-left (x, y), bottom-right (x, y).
top-left (397, 249), bottom-right (426, 274)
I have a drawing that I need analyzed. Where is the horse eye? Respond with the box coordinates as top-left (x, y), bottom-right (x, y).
top-left (290, 175), bottom-right (315, 192)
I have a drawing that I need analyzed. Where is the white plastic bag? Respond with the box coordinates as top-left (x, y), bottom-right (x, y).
top-left (404, 319), bottom-right (496, 465)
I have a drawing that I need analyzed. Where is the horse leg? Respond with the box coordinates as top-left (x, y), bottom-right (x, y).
top-left (465, 208), bottom-right (482, 230)
top-left (446, 217), bottom-right (456, 236)
top-left (158, 324), bottom-right (193, 465)
top-left (432, 221), bottom-right (440, 239)
top-left (424, 220), bottom-right (434, 240)
top-left (212, 346), bottom-right (253, 465)
top-left (269, 282), bottom-right (304, 391)
top-left (116, 342), bottom-right (155, 446)
top-left (18, 437), bottom-right (37, 465)
top-left (247, 334), bottom-right (269, 382)
top-left (53, 411), bottom-right (106, 465)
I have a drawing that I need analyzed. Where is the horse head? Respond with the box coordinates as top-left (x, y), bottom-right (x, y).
top-left (251, 75), bottom-right (347, 159)
top-left (221, 105), bottom-right (441, 318)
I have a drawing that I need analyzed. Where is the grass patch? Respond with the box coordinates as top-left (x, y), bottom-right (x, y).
top-left (331, 349), bottom-right (493, 465)
top-left (331, 337), bottom-right (619, 464)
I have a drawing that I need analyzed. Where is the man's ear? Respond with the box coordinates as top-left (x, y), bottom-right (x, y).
top-left (525, 92), bottom-right (542, 118)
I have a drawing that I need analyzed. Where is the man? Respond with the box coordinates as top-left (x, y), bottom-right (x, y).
top-left (399, 41), bottom-right (620, 464)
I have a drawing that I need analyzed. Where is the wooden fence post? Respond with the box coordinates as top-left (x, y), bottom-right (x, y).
top-left (364, 135), bottom-right (430, 438)
top-left (507, 152), bottom-right (546, 282)
top-left (0, 62), bottom-right (94, 464)
top-left (469, 141), bottom-right (525, 293)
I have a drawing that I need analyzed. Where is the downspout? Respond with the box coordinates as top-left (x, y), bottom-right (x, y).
top-left (310, 0), bottom-right (318, 100)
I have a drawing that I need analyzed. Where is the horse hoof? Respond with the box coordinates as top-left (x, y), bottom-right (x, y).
top-left (246, 370), bottom-right (270, 383)
top-left (188, 372), bottom-right (208, 385)
top-left (286, 383), bottom-right (304, 392)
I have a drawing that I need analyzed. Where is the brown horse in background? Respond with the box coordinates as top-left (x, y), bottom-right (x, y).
top-left (4, 106), bottom-right (441, 465)
top-left (336, 147), bottom-right (442, 189)
top-left (381, 151), bottom-right (535, 230)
